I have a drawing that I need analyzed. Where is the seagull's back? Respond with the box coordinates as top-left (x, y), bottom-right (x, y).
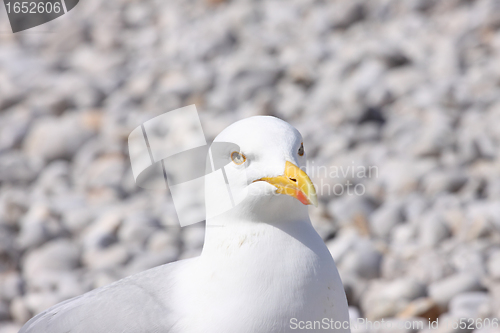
top-left (19, 259), bottom-right (194, 333)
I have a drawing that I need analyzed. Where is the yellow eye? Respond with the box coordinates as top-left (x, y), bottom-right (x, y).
top-left (298, 143), bottom-right (304, 156)
top-left (231, 151), bottom-right (246, 165)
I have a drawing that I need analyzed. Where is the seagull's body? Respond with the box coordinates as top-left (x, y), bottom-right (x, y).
top-left (20, 116), bottom-right (350, 333)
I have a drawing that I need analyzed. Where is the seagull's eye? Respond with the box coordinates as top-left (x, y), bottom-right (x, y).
top-left (298, 143), bottom-right (304, 156)
top-left (231, 151), bottom-right (246, 165)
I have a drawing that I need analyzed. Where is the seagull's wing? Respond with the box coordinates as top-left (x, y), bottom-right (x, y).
top-left (19, 258), bottom-right (194, 333)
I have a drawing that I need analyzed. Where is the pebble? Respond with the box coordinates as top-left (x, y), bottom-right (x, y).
top-left (340, 239), bottom-right (383, 280)
top-left (117, 212), bottom-right (160, 248)
top-left (429, 273), bottom-right (484, 309)
top-left (17, 204), bottom-right (63, 250)
top-left (418, 212), bottom-right (451, 248)
top-left (9, 297), bottom-right (31, 324)
top-left (23, 112), bottom-right (97, 163)
top-left (0, 272), bottom-right (23, 302)
top-left (0, 106), bottom-right (31, 154)
top-left (409, 250), bottom-right (455, 285)
top-left (0, 300), bottom-right (11, 321)
top-left (0, 152), bottom-right (41, 184)
top-left (22, 239), bottom-right (80, 280)
top-left (370, 201), bottom-right (404, 239)
top-left (82, 245), bottom-right (130, 270)
top-left (449, 292), bottom-right (491, 320)
top-left (327, 196), bottom-right (376, 228)
top-left (327, 228), bottom-right (360, 264)
top-left (0, 323), bottom-right (22, 333)
top-left (397, 297), bottom-right (441, 322)
top-left (486, 249), bottom-right (500, 279)
top-left (361, 279), bottom-right (426, 320)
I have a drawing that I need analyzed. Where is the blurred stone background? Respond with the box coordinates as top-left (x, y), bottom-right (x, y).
top-left (1, 0), bottom-right (500, 332)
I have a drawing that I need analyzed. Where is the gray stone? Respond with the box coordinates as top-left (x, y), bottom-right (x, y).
top-left (451, 245), bottom-right (487, 277)
top-left (147, 230), bottom-right (181, 256)
top-left (423, 170), bottom-right (468, 196)
top-left (403, 194), bottom-right (429, 223)
top-left (0, 151), bottom-right (42, 184)
top-left (34, 160), bottom-right (71, 194)
top-left (340, 273), bottom-right (369, 308)
top-left (0, 188), bottom-right (29, 228)
top-left (429, 273), bottom-right (484, 309)
top-left (9, 296), bottom-right (31, 324)
top-left (0, 300), bottom-right (11, 321)
top-left (339, 239), bottom-right (383, 279)
top-left (449, 292), bottom-right (491, 320)
top-left (0, 106), bottom-right (31, 153)
top-left (378, 158), bottom-right (437, 197)
top-left (0, 323), bottom-right (22, 333)
top-left (361, 279), bottom-right (426, 320)
top-left (381, 252), bottom-right (411, 280)
top-left (23, 111), bottom-right (99, 162)
top-left (61, 207), bottom-right (96, 234)
top-left (329, 1), bottom-right (366, 30)
top-left (370, 201), bottom-right (404, 239)
top-left (487, 250), bottom-right (500, 279)
top-left (418, 212), bottom-right (451, 248)
top-left (82, 245), bottom-right (130, 270)
top-left (81, 210), bottom-right (123, 251)
top-left (0, 271), bottom-right (23, 302)
top-left (391, 223), bottom-right (417, 246)
top-left (409, 250), bottom-right (454, 285)
top-left (17, 204), bottom-right (63, 250)
top-left (412, 115), bottom-right (454, 158)
top-left (23, 239), bottom-right (80, 280)
top-left (117, 212), bottom-right (160, 248)
top-left (327, 196), bottom-right (376, 227)
top-left (326, 228), bottom-right (360, 264)
top-left (82, 154), bottom-right (126, 190)
top-left (397, 297), bottom-right (442, 321)
top-left (352, 123), bottom-right (382, 145)
top-left (0, 227), bottom-right (18, 273)
top-left (123, 2), bottom-right (152, 27)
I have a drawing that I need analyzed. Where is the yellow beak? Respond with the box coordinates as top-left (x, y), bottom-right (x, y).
top-left (255, 161), bottom-right (318, 207)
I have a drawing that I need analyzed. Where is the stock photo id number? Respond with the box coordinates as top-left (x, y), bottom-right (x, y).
top-left (3, 0), bottom-right (79, 32)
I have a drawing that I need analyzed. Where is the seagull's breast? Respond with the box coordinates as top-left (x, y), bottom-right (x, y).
top-left (170, 220), bottom-right (350, 333)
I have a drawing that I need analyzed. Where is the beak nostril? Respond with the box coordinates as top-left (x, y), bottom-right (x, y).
top-left (257, 161), bottom-right (317, 207)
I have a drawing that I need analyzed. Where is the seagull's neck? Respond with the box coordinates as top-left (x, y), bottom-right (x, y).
top-left (201, 214), bottom-right (326, 260)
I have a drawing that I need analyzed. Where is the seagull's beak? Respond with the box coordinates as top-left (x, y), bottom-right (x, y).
top-left (255, 161), bottom-right (318, 207)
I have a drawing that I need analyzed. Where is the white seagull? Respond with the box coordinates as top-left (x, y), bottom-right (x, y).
top-left (20, 116), bottom-right (350, 333)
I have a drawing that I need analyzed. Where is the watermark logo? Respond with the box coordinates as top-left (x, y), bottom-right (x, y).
top-left (303, 161), bottom-right (378, 197)
top-left (289, 317), bottom-right (499, 331)
top-left (128, 105), bottom-right (248, 227)
top-left (3, 0), bottom-right (78, 32)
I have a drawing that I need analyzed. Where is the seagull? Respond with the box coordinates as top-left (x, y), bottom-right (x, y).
top-left (20, 116), bottom-right (350, 333)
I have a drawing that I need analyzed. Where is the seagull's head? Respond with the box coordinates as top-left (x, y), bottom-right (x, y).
top-left (208, 116), bottom-right (317, 224)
